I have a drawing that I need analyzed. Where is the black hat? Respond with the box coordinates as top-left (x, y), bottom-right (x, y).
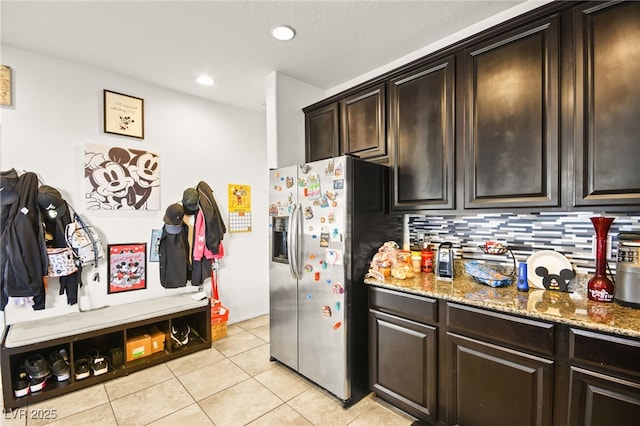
top-left (37, 185), bottom-right (67, 219)
top-left (163, 203), bottom-right (184, 226)
top-left (0, 169), bottom-right (18, 206)
top-left (182, 188), bottom-right (199, 215)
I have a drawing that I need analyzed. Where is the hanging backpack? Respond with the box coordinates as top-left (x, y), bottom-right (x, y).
top-left (65, 212), bottom-right (104, 268)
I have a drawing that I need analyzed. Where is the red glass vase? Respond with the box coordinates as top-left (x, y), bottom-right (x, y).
top-left (587, 217), bottom-right (614, 302)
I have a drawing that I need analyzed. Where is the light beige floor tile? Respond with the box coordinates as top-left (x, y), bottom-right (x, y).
top-left (225, 324), bottom-right (244, 337)
top-left (148, 403), bottom-right (214, 426)
top-left (254, 366), bottom-right (310, 402)
top-left (248, 403), bottom-right (313, 426)
top-left (165, 346), bottom-right (225, 377)
top-left (43, 402), bottom-right (117, 426)
top-left (198, 378), bottom-right (282, 426)
top-left (104, 363), bottom-right (174, 401)
top-left (249, 324), bottom-right (270, 342)
top-left (212, 331), bottom-right (265, 358)
top-left (229, 344), bottom-right (275, 376)
top-left (236, 315), bottom-right (269, 331)
top-left (26, 383), bottom-right (109, 426)
top-left (110, 377), bottom-right (194, 426)
top-left (177, 358), bottom-right (249, 401)
top-left (287, 387), bottom-right (373, 426)
top-left (348, 403), bottom-right (414, 426)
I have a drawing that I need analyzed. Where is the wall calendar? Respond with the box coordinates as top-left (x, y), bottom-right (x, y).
top-left (228, 184), bottom-right (251, 233)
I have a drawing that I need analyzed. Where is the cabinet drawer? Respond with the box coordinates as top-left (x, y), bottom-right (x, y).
top-left (446, 303), bottom-right (554, 356)
top-left (569, 328), bottom-right (640, 379)
top-left (369, 286), bottom-right (437, 325)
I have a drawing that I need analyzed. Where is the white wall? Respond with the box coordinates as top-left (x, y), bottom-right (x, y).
top-left (265, 71), bottom-right (324, 169)
top-left (0, 46), bottom-right (269, 325)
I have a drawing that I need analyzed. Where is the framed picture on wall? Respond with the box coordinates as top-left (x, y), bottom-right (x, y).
top-left (103, 90), bottom-right (144, 139)
top-left (107, 243), bottom-right (147, 294)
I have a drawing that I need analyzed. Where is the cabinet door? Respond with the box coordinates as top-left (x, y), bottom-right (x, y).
top-left (369, 310), bottom-right (437, 424)
top-left (305, 103), bottom-right (339, 162)
top-left (573, 1), bottom-right (640, 207)
top-left (340, 84), bottom-right (386, 160)
top-left (447, 332), bottom-right (554, 426)
top-left (464, 17), bottom-right (560, 208)
top-left (568, 367), bottom-right (640, 426)
top-left (389, 57), bottom-right (455, 210)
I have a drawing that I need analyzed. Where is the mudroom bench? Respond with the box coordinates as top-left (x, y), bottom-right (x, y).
top-left (1, 293), bottom-right (211, 410)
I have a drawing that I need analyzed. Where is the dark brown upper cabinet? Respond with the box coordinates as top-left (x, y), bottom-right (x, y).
top-left (305, 102), bottom-right (340, 162)
top-left (340, 83), bottom-right (387, 160)
top-left (573, 1), bottom-right (640, 208)
top-left (389, 58), bottom-right (455, 210)
top-left (464, 16), bottom-right (560, 209)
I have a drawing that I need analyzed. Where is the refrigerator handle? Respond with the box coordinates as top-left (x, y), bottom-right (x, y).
top-left (287, 204), bottom-right (299, 279)
top-left (294, 203), bottom-right (303, 279)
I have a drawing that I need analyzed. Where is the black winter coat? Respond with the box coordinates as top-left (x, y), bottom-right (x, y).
top-left (0, 172), bottom-right (48, 310)
top-left (158, 224), bottom-right (191, 288)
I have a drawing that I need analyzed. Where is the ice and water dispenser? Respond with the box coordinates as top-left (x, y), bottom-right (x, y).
top-left (272, 216), bottom-right (289, 263)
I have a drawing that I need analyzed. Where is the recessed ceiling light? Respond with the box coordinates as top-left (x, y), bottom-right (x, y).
top-left (196, 75), bottom-right (214, 86)
top-left (272, 25), bottom-right (295, 41)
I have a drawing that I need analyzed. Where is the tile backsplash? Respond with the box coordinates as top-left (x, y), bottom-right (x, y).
top-left (409, 212), bottom-right (640, 275)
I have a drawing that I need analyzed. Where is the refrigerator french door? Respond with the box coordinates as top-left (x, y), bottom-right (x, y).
top-left (269, 156), bottom-right (400, 406)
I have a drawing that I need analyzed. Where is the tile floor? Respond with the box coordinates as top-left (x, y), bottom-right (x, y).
top-left (1, 315), bottom-right (416, 426)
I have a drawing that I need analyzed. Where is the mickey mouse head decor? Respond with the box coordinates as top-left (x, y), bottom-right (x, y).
top-left (535, 266), bottom-right (575, 292)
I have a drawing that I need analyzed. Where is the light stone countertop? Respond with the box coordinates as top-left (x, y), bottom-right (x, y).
top-left (365, 261), bottom-right (640, 339)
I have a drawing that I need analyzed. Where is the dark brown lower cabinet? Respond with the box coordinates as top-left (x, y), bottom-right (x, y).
top-left (368, 285), bottom-right (640, 426)
top-left (447, 333), bottom-right (554, 426)
top-left (369, 310), bottom-right (437, 424)
top-left (567, 328), bottom-right (640, 425)
top-left (568, 367), bottom-right (640, 426)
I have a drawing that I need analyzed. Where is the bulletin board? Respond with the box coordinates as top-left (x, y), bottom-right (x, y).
top-left (228, 184), bottom-right (251, 233)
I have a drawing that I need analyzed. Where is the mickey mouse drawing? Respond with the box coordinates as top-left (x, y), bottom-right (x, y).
top-left (535, 266), bottom-right (575, 292)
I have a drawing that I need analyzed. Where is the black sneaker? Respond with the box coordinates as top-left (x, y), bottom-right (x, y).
top-left (13, 369), bottom-right (30, 398)
top-left (23, 353), bottom-right (51, 380)
top-left (29, 374), bottom-right (50, 393)
top-left (171, 322), bottom-right (190, 349)
top-left (91, 356), bottom-right (108, 376)
top-left (74, 357), bottom-right (91, 380)
top-left (48, 349), bottom-right (71, 381)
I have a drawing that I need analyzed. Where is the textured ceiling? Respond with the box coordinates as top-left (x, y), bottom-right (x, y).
top-left (2, 1), bottom-right (531, 112)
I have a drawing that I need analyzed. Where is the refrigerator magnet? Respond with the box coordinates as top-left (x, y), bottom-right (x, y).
top-left (334, 301), bottom-right (341, 311)
top-left (320, 232), bottom-right (330, 247)
top-left (314, 272), bottom-right (320, 281)
top-left (326, 249), bottom-right (343, 265)
top-left (333, 179), bottom-right (344, 190)
top-left (333, 321), bottom-right (342, 330)
top-left (324, 159), bottom-right (334, 175)
top-left (304, 264), bottom-right (313, 273)
top-left (322, 306), bottom-right (332, 317)
top-left (304, 206), bottom-right (314, 219)
top-left (285, 176), bottom-right (294, 188)
top-left (332, 282), bottom-right (344, 294)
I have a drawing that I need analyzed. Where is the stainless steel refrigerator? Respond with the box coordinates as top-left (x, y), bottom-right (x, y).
top-left (268, 155), bottom-right (401, 406)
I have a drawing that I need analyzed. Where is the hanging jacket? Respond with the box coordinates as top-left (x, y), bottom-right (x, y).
top-left (195, 181), bottom-right (226, 255)
top-left (159, 223), bottom-right (191, 288)
top-left (1, 172), bottom-right (48, 310)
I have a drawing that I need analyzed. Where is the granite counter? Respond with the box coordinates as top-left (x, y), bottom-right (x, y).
top-left (365, 262), bottom-right (640, 339)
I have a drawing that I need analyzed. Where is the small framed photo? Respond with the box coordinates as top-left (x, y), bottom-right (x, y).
top-left (103, 90), bottom-right (144, 139)
top-left (108, 243), bottom-right (147, 294)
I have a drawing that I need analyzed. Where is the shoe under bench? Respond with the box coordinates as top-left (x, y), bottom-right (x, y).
top-left (1, 293), bottom-right (211, 411)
